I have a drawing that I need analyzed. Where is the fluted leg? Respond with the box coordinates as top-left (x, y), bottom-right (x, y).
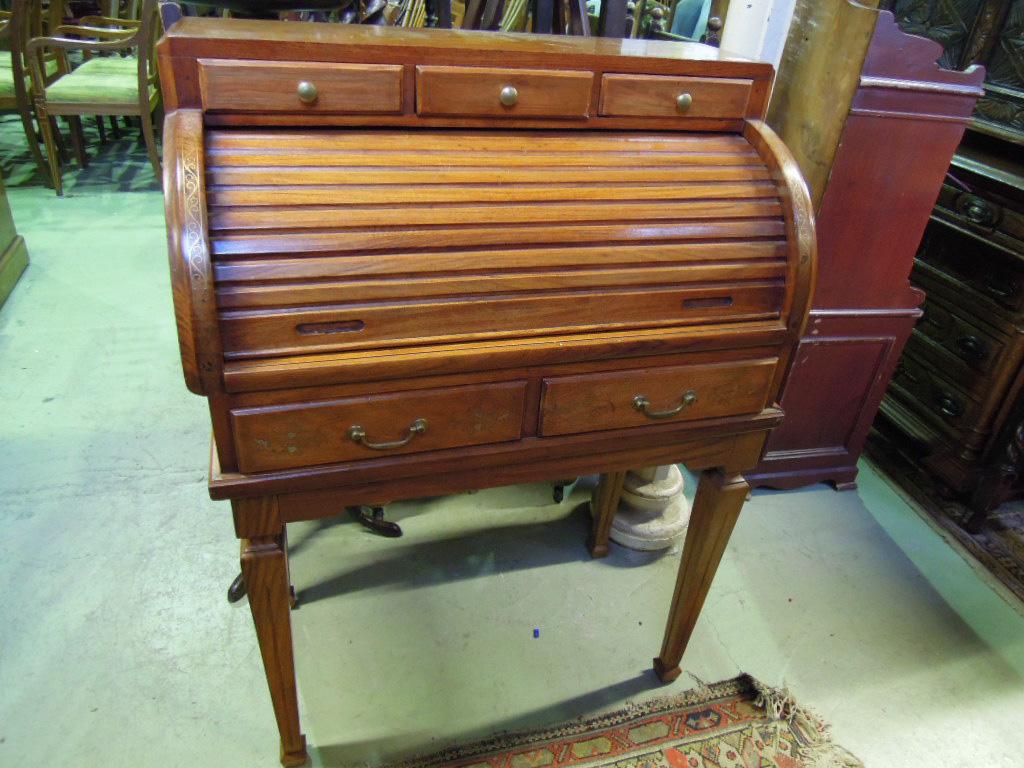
top-left (241, 533), bottom-right (309, 767)
top-left (654, 470), bottom-right (748, 683)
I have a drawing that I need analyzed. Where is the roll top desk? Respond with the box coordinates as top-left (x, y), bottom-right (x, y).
top-left (159, 20), bottom-right (815, 766)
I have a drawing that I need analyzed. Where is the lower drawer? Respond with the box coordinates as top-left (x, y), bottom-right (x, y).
top-left (539, 357), bottom-right (776, 436)
top-left (231, 381), bottom-right (527, 473)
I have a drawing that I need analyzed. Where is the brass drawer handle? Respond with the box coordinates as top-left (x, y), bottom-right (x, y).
top-left (675, 92), bottom-right (693, 113)
top-left (633, 389), bottom-right (697, 419)
top-left (348, 418), bottom-right (427, 450)
top-left (499, 85), bottom-right (519, 107)
top-left (297, 80), bottom-right (318, 104)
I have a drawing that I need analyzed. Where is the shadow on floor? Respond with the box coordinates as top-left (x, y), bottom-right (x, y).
top-left (0, 114), bottom-right (160, 194)
top-left (311, 672), bottom-right (660, 768)
top-left (294, 499), bottom-right (670, 606)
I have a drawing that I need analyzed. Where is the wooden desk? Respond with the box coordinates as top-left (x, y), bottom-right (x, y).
top-left (159, 20), bottom-right (816, 766)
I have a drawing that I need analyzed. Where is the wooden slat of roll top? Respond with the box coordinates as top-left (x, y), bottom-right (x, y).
top-left (212, 241), bottom-right (789, 282)
top-left (207, 181), bottom-right (779, 207)
top-left (210, 220), bottom-right (786, 258)
top-left (209, 199), bottom-right (783, 231)
top-left (208, 166), bottom-right (772, 186)
top-left (204, 130), bottom-right (753, 153)
top-left (217, 262), bottom-right (789, 307)
top-left (206, 150), bottom-right (761, 168)
top-left (218, 281), bottom-right (785, 359)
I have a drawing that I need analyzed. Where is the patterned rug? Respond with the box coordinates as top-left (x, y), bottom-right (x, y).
top-left (866, 433), bottom-right (1024, 603)
top-left (391, 676), bottom-right (861, 768)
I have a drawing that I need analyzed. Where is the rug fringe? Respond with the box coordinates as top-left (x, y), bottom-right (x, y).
top-left (751, 678), bottom-right (863, 768)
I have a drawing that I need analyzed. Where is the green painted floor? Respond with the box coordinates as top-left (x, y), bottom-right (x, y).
top-left (2, 126), bottom-right (1024, 767)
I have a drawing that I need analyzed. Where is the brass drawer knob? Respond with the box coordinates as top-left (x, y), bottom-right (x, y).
top-left (676, 92), bottom-right (693, 113)
top-left (499, 85), bottom-right (519, 107)
top-left (633, 389), bottom-right (697, 420)
top-left (349, 418), bottom-right (427, 450)
top-left (297, 80), bottom-right (318, 105)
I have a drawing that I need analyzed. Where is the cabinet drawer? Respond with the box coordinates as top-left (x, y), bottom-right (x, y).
top-left (888, 353), bottom-right (979, 436)
top-left (599, 74), bottom-right (752, 119)
top-left (231, 382), bottom-right (527, 473)
top-left (415, 66), bottom-right (593, 118)
top-left (199, 59), bottom-right (403, 114)
top-left (915, 296), bottom-right (1003, 376)
top-left (538, 358), bottom-right (776, 437)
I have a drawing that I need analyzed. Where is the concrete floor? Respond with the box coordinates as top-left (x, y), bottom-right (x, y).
top-left (3, 141), bottom-right (1024, 768)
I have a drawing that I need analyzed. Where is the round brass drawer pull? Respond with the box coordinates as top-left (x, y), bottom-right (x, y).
top-left (499, 85), bottom-right (519, 107)
top-left (676, 92), bottom-right (693, 113)
top-left (633, 389), bottom-right (697, 420)
top-left (297, 80), bottom-right (318, 104)
top-left (349, 418), bottom-right (427, 450)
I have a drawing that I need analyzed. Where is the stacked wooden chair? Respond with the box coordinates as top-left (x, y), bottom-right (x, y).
top-left (0, 0), bottom-right (64, 184)
top-left (22, 0), bottom-right (161, 194)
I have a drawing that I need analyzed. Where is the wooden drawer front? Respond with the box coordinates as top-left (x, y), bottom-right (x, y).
top-left (539, 358), bottom-right (776, 437)
top-left (599, 74), bottom-right (752, 119)
top-left (199, 59), bottom-right (403, 113)
top-left (888, 353), bottom-right (979, 435)
top-left (416, 66), bottom-right (593, 118)
top-left (914, 296), bottom-right (1002, 376)
top-left (219, 283), bottom-right (783, 359)
top-left (936, 183), bottom-right (1024, 249)
top-left (231, 382), bottom-right (527, 473)
top-left (915, 222), bottom-right (1024, 316)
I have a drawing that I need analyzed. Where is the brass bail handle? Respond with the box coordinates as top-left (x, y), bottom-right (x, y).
top-left (633, 390), bottom-right (698, 420)
top-left (297, 80), bottom-right (318, 104)
top-left (349, 418), bottom-right (428, 450)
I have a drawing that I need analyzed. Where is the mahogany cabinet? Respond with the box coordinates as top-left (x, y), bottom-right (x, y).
top-left (747, 12), bottom-right (984, 491)
top-left (159, 20), bottom-right (815, 765)
top-left (874, 0), bottom-right (1024, 526)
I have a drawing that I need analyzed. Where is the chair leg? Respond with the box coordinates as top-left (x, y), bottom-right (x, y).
top-left (109, 115), bottom-right (121, 139)
top-left (16, 104), bottom-right (51, 185)
top-left (140, 112), bottom-right (161, 181)
top-left (37, 109), bottom-right (63, 196)
top-left (69, 117), bottom-right (89, 169)
top-left (96, 115), bottom-right (107, 144)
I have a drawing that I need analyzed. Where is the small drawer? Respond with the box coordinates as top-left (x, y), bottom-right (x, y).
top-left (888, 353), bottom-right (978, 434)
top-left (538, 358), bottom-right (776, 437)
top-left (915, 297), bottom-right (1002, 375)
top-left (416, 65), bottom-right (593, 119)
top-left (599, 74), bottom-right (752, 119)
top-left (199, 59), bottom-right (403, 114)
top-left (231, 382), bottom-right (527, 473)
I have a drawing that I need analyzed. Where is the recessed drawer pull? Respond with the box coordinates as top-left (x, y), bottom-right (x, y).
top-left (296, 80), bottom-right (318, 104)
top-left (499, 85), bottom-right (518, 107)
top-left (632, 389), bottom-right (698, 420)
top-left (296, 320), bottom-right (365, 336)
top-left (348, 418), bottom-right (428, 450)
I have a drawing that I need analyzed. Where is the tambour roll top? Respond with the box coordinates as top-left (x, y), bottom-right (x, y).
top-left (207, 129), bottom-right (789, 362)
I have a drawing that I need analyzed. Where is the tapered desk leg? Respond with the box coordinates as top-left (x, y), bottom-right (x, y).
top-left (588, 470), bottom-right (627, 558)
top-left (654, 470), bottom-right (748, 683)
top-left (242, 534), bottom-right (309, 767)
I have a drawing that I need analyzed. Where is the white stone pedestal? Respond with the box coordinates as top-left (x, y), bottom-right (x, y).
top-left (606, 465), bottom-right (690, 551)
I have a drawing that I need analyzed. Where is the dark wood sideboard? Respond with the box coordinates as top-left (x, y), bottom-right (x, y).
top-left (873, 0), bottom-right (1024, 527)
top-left (747, 11), bottom-right (984, 491)
top-left (159, 21), bottom-right (816, 766)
